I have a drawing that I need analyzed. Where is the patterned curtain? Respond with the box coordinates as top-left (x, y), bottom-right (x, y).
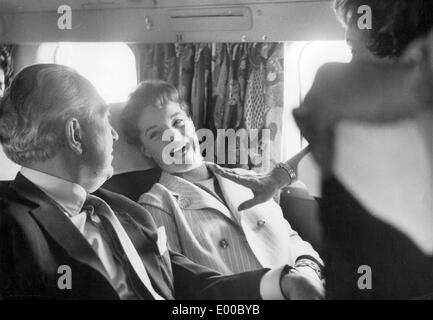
top-left (130, 42), bottom-right (284, 172)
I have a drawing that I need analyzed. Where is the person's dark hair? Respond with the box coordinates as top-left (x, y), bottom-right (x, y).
top-left (334, 0), bottom-right (433, 58)
top-left (121, 80), bottom-right (189, 146)
top-left (0, 64), bottom-right (102, 165)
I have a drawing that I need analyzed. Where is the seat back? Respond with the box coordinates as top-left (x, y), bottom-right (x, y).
top-left (109, 102), bottom-right (155, 175)
top-left (279, 181), bottom-right (323, 254)
top-left (102, 168), bottom-right (161, 202)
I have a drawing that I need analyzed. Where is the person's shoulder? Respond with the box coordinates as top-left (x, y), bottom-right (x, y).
top-left (0, 189), bottom-right (39, 232)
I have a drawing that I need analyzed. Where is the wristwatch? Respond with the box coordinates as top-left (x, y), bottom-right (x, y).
top-left (275, 162), bottom-right (297, 186)
top-left (295, 259), bottom-right (323, 280)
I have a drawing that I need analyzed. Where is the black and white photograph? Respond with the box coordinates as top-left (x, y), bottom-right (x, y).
top-left (0, 0), bottom-right (432, 307)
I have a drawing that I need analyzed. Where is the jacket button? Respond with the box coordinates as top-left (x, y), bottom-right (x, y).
top-left (219, 239), bottom-right (229, 249)
top-left (91, 240), bottom-right (99, 251)
top-left (257, 220), bottom-right (266, 227)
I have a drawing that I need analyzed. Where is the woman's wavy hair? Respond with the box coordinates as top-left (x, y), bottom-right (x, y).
top-left (334, 0), bottom-right (433, 58)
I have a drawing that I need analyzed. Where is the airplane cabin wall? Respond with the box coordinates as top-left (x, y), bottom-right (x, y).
top-left (0, 1), bottom-right (344, 43)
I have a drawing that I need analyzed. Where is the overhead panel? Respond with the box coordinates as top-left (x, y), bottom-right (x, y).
top-left (168, 7), bottom-right (252, 32)
top-left (0, 1), bottom-right (344, 43)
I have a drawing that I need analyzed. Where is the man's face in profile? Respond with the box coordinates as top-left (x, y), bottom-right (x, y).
top-left (80, 96), bottom-right (119, 192)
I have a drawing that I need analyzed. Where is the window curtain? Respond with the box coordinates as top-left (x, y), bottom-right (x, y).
top-left (130, 42), bottom-right (284, 172)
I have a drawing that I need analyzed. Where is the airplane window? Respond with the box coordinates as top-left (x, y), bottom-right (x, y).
top-left (37, 42), bottom-right (137, 103)
top-left (282, 40), bottom-right (351, 159)
top-left (298, 41), bottom-right (352, 98)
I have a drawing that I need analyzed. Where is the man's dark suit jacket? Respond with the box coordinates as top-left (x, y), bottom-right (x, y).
top-left (0, 173), bottom-right (268, 300)
top-left (320, 177), bottom-right (433, 300)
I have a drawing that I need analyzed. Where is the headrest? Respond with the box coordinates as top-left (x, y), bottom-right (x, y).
top-left (298, 152), bottom-right (322, 198)
top-left (109, 102), bottom-right (156, 174)
top-left (102, 168), bottom-right (161, 202)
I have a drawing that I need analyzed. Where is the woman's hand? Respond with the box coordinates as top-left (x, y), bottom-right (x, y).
top-left (208, 146), bottom-right (309, 211)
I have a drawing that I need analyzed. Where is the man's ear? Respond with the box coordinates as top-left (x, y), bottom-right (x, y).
top-left (139, 144), bottom-right (153, 159)
top-left (65, 118), bottom-right (84, 155)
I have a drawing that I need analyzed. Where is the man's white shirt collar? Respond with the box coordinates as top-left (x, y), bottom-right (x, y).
top-left (20, 167), bottom-right (87, 217)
